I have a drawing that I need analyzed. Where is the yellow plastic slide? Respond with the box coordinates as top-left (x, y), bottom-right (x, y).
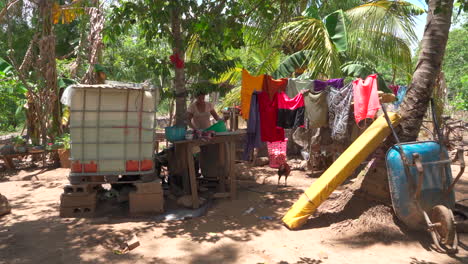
top-left (282, 113), bottom-right (401, 230)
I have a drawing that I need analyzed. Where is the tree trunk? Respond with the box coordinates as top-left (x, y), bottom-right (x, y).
top-left (38, 0), bottom-right (60, 143)
top-left (358, 0), bottom-right (454, 203)
top-left (399, 0), bottom-right (453, 142)
top-left (171, 7), bottom-right (187, 127)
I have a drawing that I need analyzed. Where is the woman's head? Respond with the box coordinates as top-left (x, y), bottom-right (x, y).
top-left (195, 91), bottom-right (206, 102)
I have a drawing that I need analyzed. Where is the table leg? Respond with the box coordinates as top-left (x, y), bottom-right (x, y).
top-left (229, 141), bottom-right (236, 200)
top-left (155, 141), bottom-right (160, 153)
top-left (186, 143), bottom-right (199, 209)
top-left (2, 157), bottom-right (14, 169)
top-left (173, 144), bottom-right (190, 193)
top-left (219, 143), bottom-right (226, 192)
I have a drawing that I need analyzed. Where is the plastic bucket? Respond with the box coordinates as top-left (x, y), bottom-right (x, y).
top-left (267, 139), bottom-right (288, 168)
top-left (165, 126), bottom-right (186, 142)
top-left (204, 120), bottom-right (227, 132)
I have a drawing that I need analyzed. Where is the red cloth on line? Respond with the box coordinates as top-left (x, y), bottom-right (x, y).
top-left (258, 91), bottom-right (285, 142)
top-left (262, 75), bottom-right (288, 99)
top-left (353, 74), bottom-right (381, 124)
top-left (276, 92), bottom-right (305, 129)
top-left (389, 84), bottom-right (399, 95)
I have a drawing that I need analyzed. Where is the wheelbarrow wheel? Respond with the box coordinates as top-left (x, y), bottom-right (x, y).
top-left (431, 205), bottom-right (457, 252)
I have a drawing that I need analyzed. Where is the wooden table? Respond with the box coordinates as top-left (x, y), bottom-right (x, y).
top-left (0, 150), bottom-right (48, 169)
top-left (172, 131), bottom-right (245, 208)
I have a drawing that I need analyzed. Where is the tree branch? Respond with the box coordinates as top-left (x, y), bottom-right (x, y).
top-left (0, 0), bottom-right (20, 22)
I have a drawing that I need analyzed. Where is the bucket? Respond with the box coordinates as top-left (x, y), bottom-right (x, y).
top-left (267, 139), bottom-right (288, 168)
top-left (165, 126), bottom-right (186, 142)
top-left (204, 120), bottom-right (227, 132)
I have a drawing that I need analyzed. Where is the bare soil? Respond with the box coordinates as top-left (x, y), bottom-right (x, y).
top-left (0, 162), bottom-right (467, 264)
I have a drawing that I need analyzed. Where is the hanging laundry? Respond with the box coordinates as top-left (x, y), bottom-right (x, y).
top-left (241, 69), bottom-right (264, 120)
top-left (263, 75), bottom-right (288, 99)
top-left (389, 84), bottom-right (399, 95)
top-left (286, 78), bottom-right (314, 98)
top-left (313, 78), bottom-right (344, 92)
top-left (258, 91), bottom-right (285, 142)
top-left (353, 74), bottom-right (381, 125)
top-left (277, 92), bottom-right (305, 129)
top-left (393, 85), bottom-right (407, 109)
top-left (303, 90), bottom-right (328, 128)
top-left (242, 92), bottom-right (262, 161)
top-left (328, 82), bottom-right (353, 142)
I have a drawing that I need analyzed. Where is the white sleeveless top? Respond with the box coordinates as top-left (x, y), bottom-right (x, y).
top-left (188, 102), bottom-right (214, 130)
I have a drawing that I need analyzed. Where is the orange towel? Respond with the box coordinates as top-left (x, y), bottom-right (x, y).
top-left (241, 69), bottom-right (264, 120)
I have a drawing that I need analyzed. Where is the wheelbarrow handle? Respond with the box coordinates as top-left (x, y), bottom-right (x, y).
top-left (381, 104), bottom-right (411, 169)
top-left (446, 149), bottom-right (465, 196)
top-left (381, 103), bottom-right (401, 144)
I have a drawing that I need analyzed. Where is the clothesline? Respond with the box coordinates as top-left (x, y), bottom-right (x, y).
top-left (240, 69), bottom-right (408, 161)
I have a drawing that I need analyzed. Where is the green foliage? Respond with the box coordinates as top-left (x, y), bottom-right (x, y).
top-left (12, 135), bottom-right (26, 146)
top-left (217, 86), bottom-right (241, 111)
top-left (340, 60), bottom-right (392, 93)
top-left (324, 9), bottom-right (348, 52)
top-left (272, 50), bottom-right (313, 79)
top-left (53, 133), bottom-right (70, 150)
top-left (0, 57), bottom-right (26, 132)
top-left (443, 26), bottom-right (468, 110)
top-left (283, 0), bottom-right (423, 80)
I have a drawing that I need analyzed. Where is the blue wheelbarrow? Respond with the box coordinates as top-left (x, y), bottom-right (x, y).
top-left (382, 100), bottom-right (465, 253)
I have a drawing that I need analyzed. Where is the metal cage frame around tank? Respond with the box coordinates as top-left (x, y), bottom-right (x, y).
top-left (67, 82), bottom-right (157, 182)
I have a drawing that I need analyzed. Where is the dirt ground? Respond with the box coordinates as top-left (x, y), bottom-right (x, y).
top-left (0, 162), bottom-right (467, 264)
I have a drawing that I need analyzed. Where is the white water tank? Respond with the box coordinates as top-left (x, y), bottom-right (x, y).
top-left (67, 83), bottom-right (155, 175)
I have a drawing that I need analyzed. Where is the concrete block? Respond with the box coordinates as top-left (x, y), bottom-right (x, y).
top-left (63, 184), bottom-right (94, 196)
top-left (61, 192), bottom-right (97, 207)
top-left (133, 180), bottom-right (163, 194)
top-left (59, 204), bottom-right (95, 218)
top-left (129, 191), bottom-right (164, 215)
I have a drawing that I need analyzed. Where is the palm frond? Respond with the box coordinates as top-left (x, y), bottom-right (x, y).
top-left (282, 17), bottom-right (342, 78)
top-left (211, 66), bottom-right (243, 85)
top-left (217, 86), bottom-right (241, 110)
top-left (346, 0), bottom-right (424, 47)
top-left (347, 30), bottom-right (413, 80)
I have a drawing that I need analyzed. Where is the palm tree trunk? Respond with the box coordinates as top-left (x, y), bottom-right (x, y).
top-left (399, 0), bottom-right (453, 141)
top-left (358, 0), bottom-right (454, 202)
top-left (171, 7), bottom-right (187, 127)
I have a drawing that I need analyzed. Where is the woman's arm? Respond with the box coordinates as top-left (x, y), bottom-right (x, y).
top-left (210, 109), bottom-right (221, 121)
top-left (187, 112), bottom-right (196, 129)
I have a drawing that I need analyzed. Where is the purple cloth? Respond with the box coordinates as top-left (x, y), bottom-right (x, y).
top-left (242, 92), bottom-right (262, 161)
top-left (313, 78), bottom-right (344, 92)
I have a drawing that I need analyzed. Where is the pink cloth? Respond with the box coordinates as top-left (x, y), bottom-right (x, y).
top-left (353, 74), bottom-right (381, 124)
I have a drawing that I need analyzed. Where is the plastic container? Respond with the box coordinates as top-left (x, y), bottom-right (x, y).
top-left (68, 83), bottom-right (155, 175)
top-left (204, 120), bottom-right (227, 132)
top-left (267, 139), bottom-right (288, 168)
top-left (165, 126), bottom-right (186, 142)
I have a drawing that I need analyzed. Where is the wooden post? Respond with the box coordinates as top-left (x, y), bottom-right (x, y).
top-left (2, 156), bottom-right (14, 169)
top-left (229, 109), bottom-right (234, 131)
top-left (218, 142), bottom-right (226, 192)
top-left (229, 141), bottom-right (236, 200)
top-left (186, 143), bottom-right (199, 208)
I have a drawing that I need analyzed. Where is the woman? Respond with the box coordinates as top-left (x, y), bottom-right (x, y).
top-left (186, 91), bottom-right (224, 179)
top-left (187, 91), bottom-right (222, 130)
